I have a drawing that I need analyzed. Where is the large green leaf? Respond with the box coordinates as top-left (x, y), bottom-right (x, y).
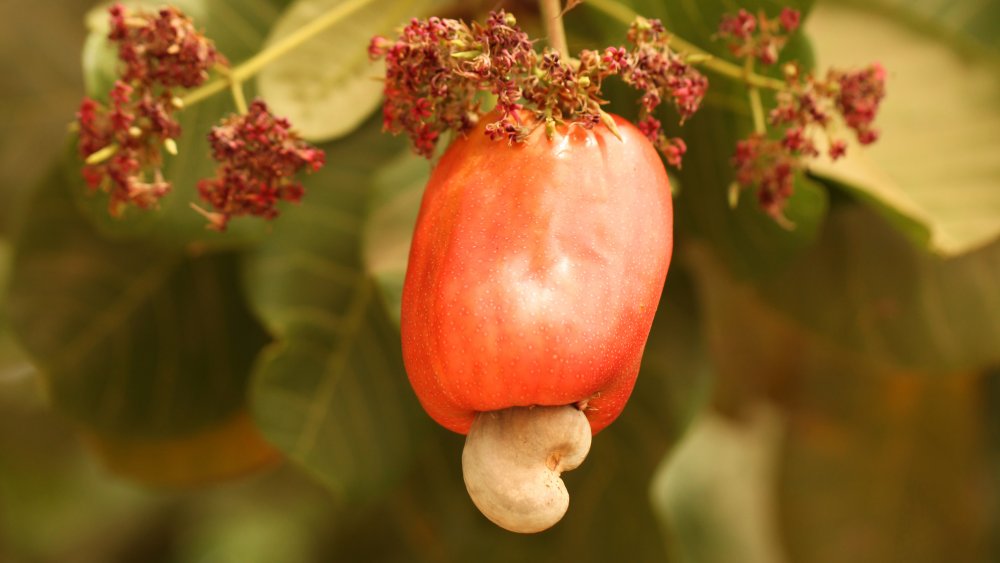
top-left (8, 161), bottom-right (272, 440)
top-left (756, 200), bottom-right (1000, 373)
top-left (652, 407), bottom-right (788, 563)
top-left (806, 0), bottom-right (1000, 255)
top-left (669, 240), bottom-right (998, 563)
top-left (6, 159), bottom-right (277, 486)
top-left (0, 241), bottom-right (30, 385)
top-left (363, 150), bottom-right (427, 325)
top-left (0, 0), bottom-right (93, 237)
top-left (77, 0), bottom-right (288, 249)
top-left (245, 118), bottom-right (430, 501)
top-left (257, 0), bottom-right (450, 143)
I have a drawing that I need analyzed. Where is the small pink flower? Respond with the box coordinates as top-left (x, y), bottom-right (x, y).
top-left (602, 47), bottom-right (629, 72)
top-left (779, 8), bottom-right (801, 32)
top-left (828, 139), bottom-right (847, 160)
top-left (731, 133), bottom-right (800, 221)
top-left (660, 137), bottom-right (687, 168)
top-left (718, 10), bottom-right (757, 40)
top-left (76, 80), bottom-right (180, 216)
top-left (717, 8), bottom-right (800, 66)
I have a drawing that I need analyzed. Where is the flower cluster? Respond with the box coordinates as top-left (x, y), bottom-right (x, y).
top-left (77, 82), bottom-right (178, 215)
top-left (76, 4), bottom-right (324, 230)
top-left (611, 17), bottom-right (708, 167)
top-left (770, 63), bottom-right (887, 151)
top-left (194, 100), bottom-right (325, 231)
top-left (734, 61), bottom-right (887, 220)
top-left (717, 7), bottom-right (800, 65)
top-left (109, 4), bottom-right (227, 88)
top-left (371, 7), bottom-right (885, 223)
top-left (621, 18), bottom-right (707, 121)
top-left (831, 64), bottom-right (887, 145)
top-left (369, 12), bottom-right (535, 157)
top-left (76, 3), bottom-right (224, 216)
top-left (369, 11), bottom-right (707, 166)
top-left (732, 133), bottom-right (803, 222)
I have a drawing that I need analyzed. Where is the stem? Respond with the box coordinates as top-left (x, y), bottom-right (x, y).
top-left (181, 74), bottom-right (229, 107)
top-left (584, 0), bottom-right (787, 91)
top-left (181, 0), bottom-right (376, 107)
top-left (745, 58), bottom-right (766, 134)
top-left (539, 0), bottom-right (570, 59)
top-left (230, 79), bottom-right (249, 114)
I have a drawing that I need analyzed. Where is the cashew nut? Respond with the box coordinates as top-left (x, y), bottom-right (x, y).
top-left (461, 405), bottom-right (592, 533)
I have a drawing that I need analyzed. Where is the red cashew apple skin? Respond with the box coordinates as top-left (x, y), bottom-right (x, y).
top-left (400, 112), bottom-right (673, 435)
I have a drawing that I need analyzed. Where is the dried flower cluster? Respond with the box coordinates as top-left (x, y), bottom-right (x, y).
top-left (368, 12), bottom-right (528, 156)
top-left (75, 4), bottom-right (324, 230)
top-left (195, 100), bottom-right (325, 231)
top-left (109, 4), bottom-right (227, 88)
top-left (769, 63), bottom-right (887, 155)
top-left (717, 7), bottom-right (800, 66)
top-left (731, 134), bottom-right (800, 221)
top-left (733, 63), bottom-right (886, 220)
top-left (610, 18), bottom-right (708, 166)
top-left (718, 9), bottom-right (885, 220)
top-left (369, 11), bottom-right (707, 165)
top-left (830, 64), bottom-right (887, 145)
top-left (76, 4), bottom-right (224, 216)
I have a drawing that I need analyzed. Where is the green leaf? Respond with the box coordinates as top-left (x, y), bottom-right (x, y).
top-left (757, 202), bottom-right (1000, 373)
top-left (0, 241), bottom-right (31, 382)
top-left (363, 150), bottom-right (428, 325)
top-left (652, 407), bottom-right (788, 563)
top-left (679, 240), bottom-right (997, 563)
top-left (245, 118), bottom-right (429, 501)
top-left (257, 0), bottom-right (449, 143)
top-left (806, 0), bottom-right (1000, 255)
top-left (77, 0), bottom-right (287, 249)
top-left (0, 0), bottom-right (94, 237)
top-left (7, 161), bottom-right (271, 439)
top-left (173, 468), bottom-right (340, 563)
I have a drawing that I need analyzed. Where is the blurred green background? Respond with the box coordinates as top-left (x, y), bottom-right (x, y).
top-left (1, 0), bottom-right (999, 562)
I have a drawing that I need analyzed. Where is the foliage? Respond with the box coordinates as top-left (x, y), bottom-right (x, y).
top-left (0, 0), bottom-right (998, 561)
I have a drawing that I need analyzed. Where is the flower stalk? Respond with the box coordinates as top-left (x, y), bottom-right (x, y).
top-left (539, 0), bottom-right (570, 59)
top-left (182, 0), bottom-right (377, 108)
top-left (745, 58), bottom-right (767, 134)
